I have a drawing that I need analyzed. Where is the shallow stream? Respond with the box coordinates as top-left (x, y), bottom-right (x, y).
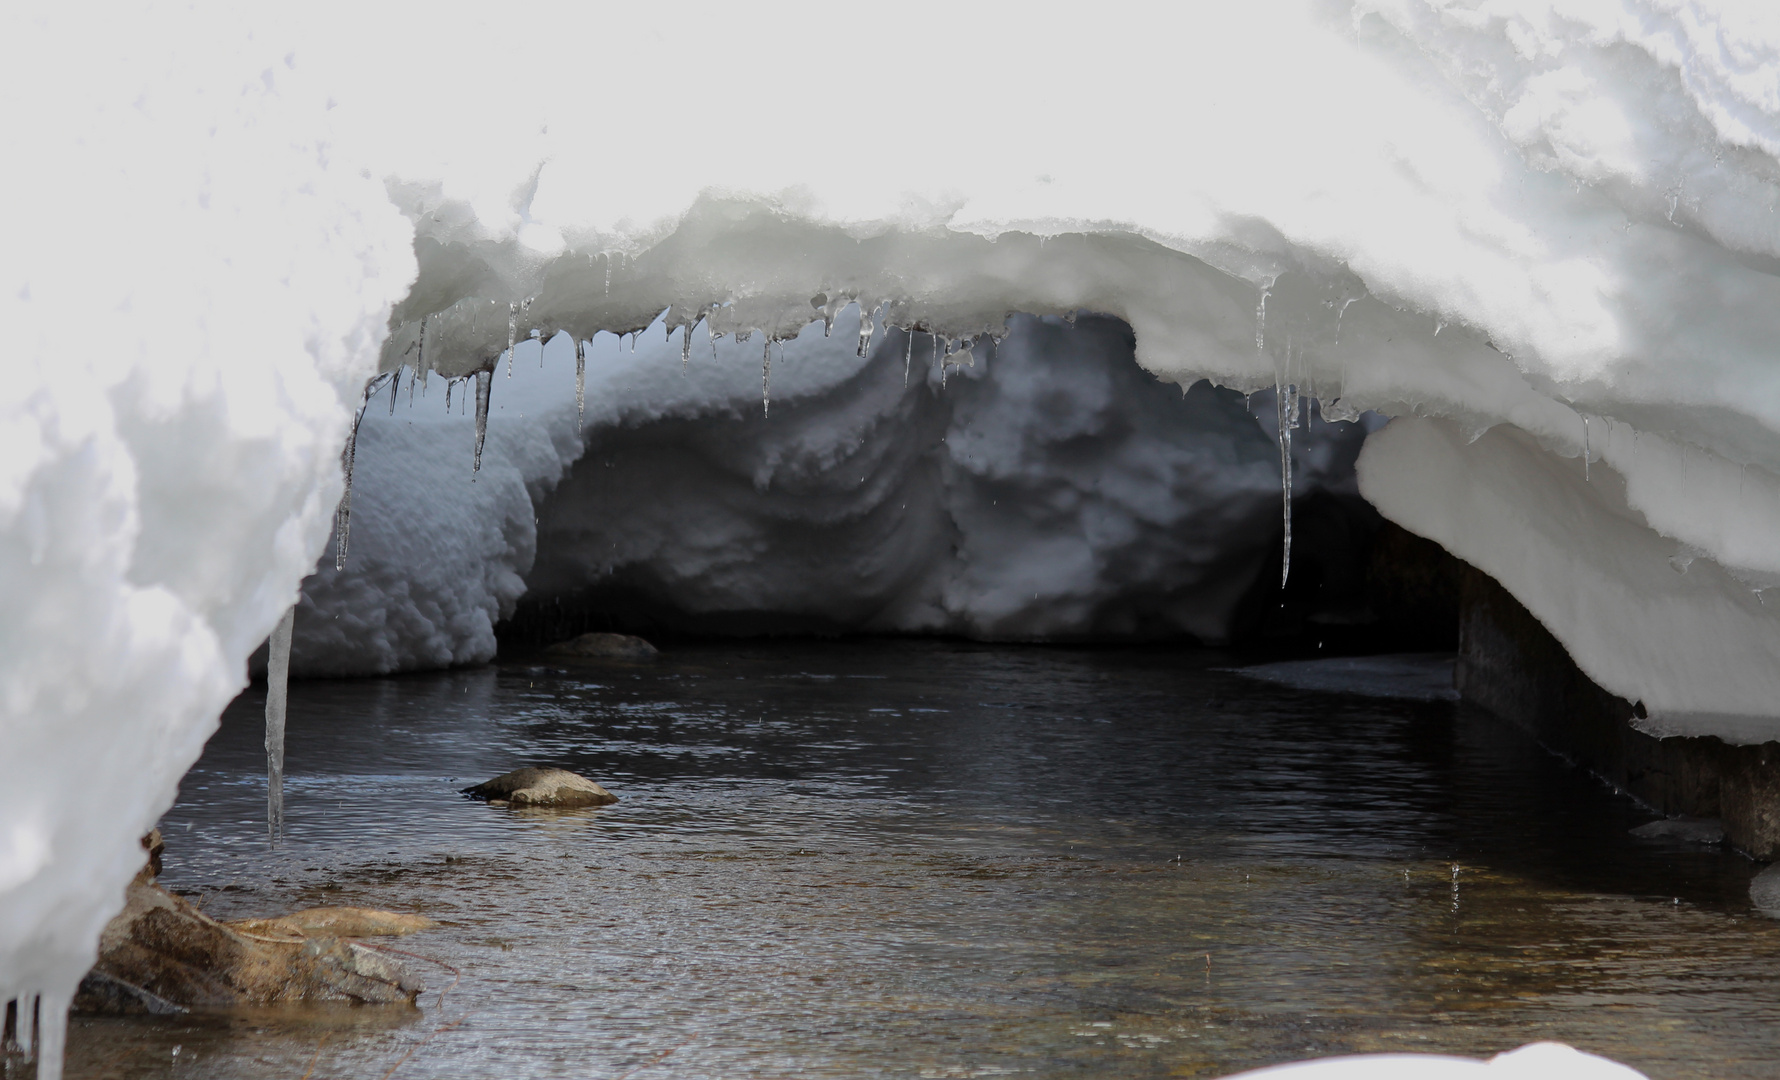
top-left (68, 642), bottom-right (1780, 1078)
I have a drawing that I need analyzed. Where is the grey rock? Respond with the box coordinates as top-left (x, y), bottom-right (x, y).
top-left (1629, 818), bottom-right (1725, 845)
top-left (463, 767), bottom-right (618, 808)
top-left (1753, 863), bottom-right (1780, 916)
top-left (544, 632), bottom-right (658, 660)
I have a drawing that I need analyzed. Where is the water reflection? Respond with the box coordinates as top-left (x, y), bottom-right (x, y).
top-left (68, 641), bottom-right (1779, 1079)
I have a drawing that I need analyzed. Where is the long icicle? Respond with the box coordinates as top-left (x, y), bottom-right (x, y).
top-left (412, 315), bottom-right (426, 405)
top-left (904, 327), bottom-right (914, 387)
top-left (762, 339), bottom-right (772, 419)
top-left (265, 604), bottom-right (295, 845)
top-left (574, 338), bottom-right (587, 433)
top-left (473, 369), bottom-right (493, 471)
top-left (1276, 343), bottom-right (1297, 590)
top-left (30, 990), bottom-right (68, 1080)
top-left (506, 301), bottom-right (519, 378)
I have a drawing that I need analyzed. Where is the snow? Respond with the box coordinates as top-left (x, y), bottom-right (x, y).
top-left (1225, 1040), bottom-right (1646, 1077)
top-left (5, 0), bottom-right (1780, 1075)
top-left (0, 3), bottom-right (410, 1067)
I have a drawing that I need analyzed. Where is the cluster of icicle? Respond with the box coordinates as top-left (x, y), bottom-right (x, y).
top-left (335, 292), bottom-right (1013, 572)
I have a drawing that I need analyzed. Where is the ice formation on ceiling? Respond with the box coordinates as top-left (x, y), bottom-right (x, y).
top-left (5, 0), bottom-right (1779, 1075)
top-left (287, 310), bottom-right (1373, 676)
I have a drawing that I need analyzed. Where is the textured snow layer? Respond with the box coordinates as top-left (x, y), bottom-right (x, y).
top-left (292, 310), bottom-right (1369, 673)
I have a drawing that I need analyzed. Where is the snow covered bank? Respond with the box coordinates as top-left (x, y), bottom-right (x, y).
top-left (0, 5), bottom-right (409, 1066)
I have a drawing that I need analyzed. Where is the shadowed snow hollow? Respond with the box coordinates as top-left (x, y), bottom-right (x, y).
top-left (287, 311), bottom-right (1373, 674)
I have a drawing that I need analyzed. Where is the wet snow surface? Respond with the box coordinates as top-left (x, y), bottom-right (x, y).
top-left (72, 642), bottom-right (1780, 1079)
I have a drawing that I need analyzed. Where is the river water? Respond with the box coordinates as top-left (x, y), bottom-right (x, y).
top-left (66, 641), bottom-right (1780, 1079)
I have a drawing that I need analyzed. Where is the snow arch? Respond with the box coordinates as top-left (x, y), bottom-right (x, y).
top-left (7, 0), bottom-right (1780, 1073)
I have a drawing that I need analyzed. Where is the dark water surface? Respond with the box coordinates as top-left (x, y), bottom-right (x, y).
top-left (68, 642), bottom-right (1780, 1078)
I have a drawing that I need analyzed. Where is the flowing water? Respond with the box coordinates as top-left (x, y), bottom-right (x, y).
top-left (65, 641), bottom-right (1780, 1079)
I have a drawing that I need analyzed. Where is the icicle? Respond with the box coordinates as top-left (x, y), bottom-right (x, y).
top-left (1255, 281), bottom-right (1272, 351)
top-left (265, 604), bottom-right (294, 845)
top-left (1275, 345), bottom-right (1297, 589)
top-left (682, 324), bottom-right (692, 372)
top-left (858, 302), bottom-right (875, 358)
top-left (30, 991), bottom-right (68, 1080)
top-left (411, 316), bottom-right (427, 405)
top-left (574, 338), bottom-right (587, 433)
top-left (904, 327), bottom-right (914, 387)
top-left (334, 380), bottom-right (376, 571)
top-left (761, 338), bottom-right (772, 418)
top-left (506, 301), bottom-right (519, 378)
top-left (537, 329), bottom-right (545, 368)
top-left (1582, 414), bottom-right (1591, 481)
top-left (444, 377), bottom-right (453, 414)
top-left (604, 254), bottom-right (612, 294)
top-left (473, 369), bottom-right (492, 471)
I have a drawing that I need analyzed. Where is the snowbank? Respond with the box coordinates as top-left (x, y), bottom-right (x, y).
top-left (0, 4), bottom-right (409, 1067)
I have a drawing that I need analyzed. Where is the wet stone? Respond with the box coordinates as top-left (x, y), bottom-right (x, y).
top-left (1753, 863), bottom-right (1780, 917)
top-left (227, 907), bottom-right (433, 939)
top-left (544, 632), bottom-right (659, 660)
top-left (73, 879), bottom-right (423, 1014)
top-left (462, 767), bottom-right (618, 809)
top-left (1629, 817), bottom-right (1725, 845)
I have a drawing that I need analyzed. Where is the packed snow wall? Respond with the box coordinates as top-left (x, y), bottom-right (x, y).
top-left (287, 310), bottom-right (1376, 675)
top-left (8, 1), bottom-right (1780, 1074)
top-left (0, 5), bottom-right (413, 1065)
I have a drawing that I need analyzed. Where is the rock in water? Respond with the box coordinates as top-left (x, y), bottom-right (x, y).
top-left (1752, 863), bottom-right (1780, 917)
top-left (463, 767), bottom-right (618, 808)
top-left (1629, 818), bottom-right (1725, 845)
top-left (227, 907), bottom-right (433, 939)
top-left (544, 632), bottom-right (659, 660)
top-left (73, 879), bottom-right (423, 1013)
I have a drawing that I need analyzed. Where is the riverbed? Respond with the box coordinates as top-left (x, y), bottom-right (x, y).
top-left (68, 641), bottom-right (1780, 1078)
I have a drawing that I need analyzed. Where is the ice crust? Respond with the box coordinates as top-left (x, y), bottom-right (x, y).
top-left (6, 1), bottom-right (1780, 1075)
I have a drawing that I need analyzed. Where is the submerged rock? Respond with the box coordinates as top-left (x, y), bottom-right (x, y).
top-left (463, 766), bottom-right (618, 808)
top-left (227, 906), bottom-right (433, 939)
top-left (544, 631), bottom-right (658, 660)
top-left (1629, 818), bottom-right (1725, 845)
top-left (73, 879), bottom-right (424, 1014)
top-left (1752, 864), bottom-right (1780, 917)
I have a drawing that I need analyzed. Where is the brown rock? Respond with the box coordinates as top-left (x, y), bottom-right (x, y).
top-left (227, 906), bottom-right (434, 939)
top-left (73, 879), bottom-right (422, 1014)
top-left (544, 632), bottom-right (659, 660)
top-left (462, 767), bottom-right (617, 808)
